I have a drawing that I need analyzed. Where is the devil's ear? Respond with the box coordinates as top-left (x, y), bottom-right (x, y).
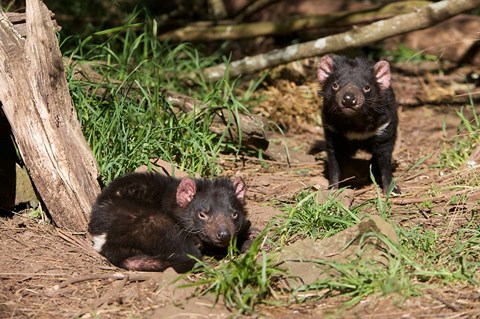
top-left (233, 176), bottom-right (247, 204)
top-left (317, 55), bottom-right (334, 84)
top-left (374, 60), bottom-right (391, 90)
top-left (176, 178), bottom-right (197, 208)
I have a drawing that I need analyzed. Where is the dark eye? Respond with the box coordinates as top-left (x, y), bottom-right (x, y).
top-left (198, 211), bottom-right (208, 220)
top-left (231, 211), bottom-right (238, 219)
top-left (363, 85), bottom-right (371, 93)
top-left (331, 81), bottom-right (339, 91)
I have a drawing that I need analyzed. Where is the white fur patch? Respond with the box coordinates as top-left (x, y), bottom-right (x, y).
top-left (344, 121), bottom-right (390, 140)
top-left (92, 233), bottom-right (107, 252)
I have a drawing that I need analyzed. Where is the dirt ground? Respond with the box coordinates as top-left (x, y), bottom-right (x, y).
top-left (1, 68), bottom-right (480, 318)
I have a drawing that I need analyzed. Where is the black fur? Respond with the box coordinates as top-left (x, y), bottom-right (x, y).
top-left (317, 55), bottom-right (400, 194)
top-left (88, 172), bottom-right (251, 273)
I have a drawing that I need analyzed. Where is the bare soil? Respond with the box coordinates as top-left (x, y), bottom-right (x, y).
top-left (1, 70), bottom-right (479, 318)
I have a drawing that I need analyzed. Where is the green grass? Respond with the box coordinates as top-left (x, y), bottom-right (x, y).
top-left (438, 101), bottom-right (480, 170)
top-left (289, 216), bottom-right (479, 309)
top-left (184, 230), bottom-right (287, 314)
top-left (383, 43), bottom-right (438, 63)
top-left (59, 10), bottom-right (480, 314)
top-left (295, 253), bottom-right (418, 307)
top-left (399, 223), bottom-right (480, 285)
top-left (63, 14), bottom-right (262, 185)
top-left (274, 188), bottom-right (362, 244)
top-left (262, 182), bottom-right (478, 309)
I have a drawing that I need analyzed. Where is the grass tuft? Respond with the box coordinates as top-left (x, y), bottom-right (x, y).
top-left (185, 230), bottom-right (288, 314)
top-left (438, 102), bottom-right (480, 170)
top-left (275, 188), bottom-right (361, 244)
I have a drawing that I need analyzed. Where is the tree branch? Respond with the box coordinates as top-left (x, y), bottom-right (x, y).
top-left (234, 0), bottom-right (282, 22)
top-left (160, 1), bottom-right (431, 42)
top-left (203, 0), bottom-right (480, 81)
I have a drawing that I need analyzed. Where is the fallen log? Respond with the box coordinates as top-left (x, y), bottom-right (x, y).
top-left (0, 0), bottom-right (100, 231)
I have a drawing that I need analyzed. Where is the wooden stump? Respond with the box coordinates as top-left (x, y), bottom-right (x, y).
top-left (0, 0), bottom-right (100, 231)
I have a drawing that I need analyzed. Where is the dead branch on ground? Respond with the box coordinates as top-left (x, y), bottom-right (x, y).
top-left (55, 272), bottom-right (169, 290)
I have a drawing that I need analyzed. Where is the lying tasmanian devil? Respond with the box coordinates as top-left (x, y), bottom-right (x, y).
top-left (317, 55), bottom-right (400, 194)
top-left (89, 172), bottom-right (252, 273)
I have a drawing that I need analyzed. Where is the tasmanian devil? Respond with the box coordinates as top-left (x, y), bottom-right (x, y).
top-left (317, 55), bottom-right (400, 194)
top-left (88, 172), bottom-right (252, 273)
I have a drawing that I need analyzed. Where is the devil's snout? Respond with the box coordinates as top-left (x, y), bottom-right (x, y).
top-left (336, 84), bottom-right (364, 109)
top-left (216, 227), bottom-right (232, 245)
top-left (342, 92), bottom-right (357, 108)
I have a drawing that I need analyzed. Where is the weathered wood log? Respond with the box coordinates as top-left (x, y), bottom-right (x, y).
top-left (4, 11), bottom-right (60, 37)
top-left (0, 0), bottom-right (100, 231)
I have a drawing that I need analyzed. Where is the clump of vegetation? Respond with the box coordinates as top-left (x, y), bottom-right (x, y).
top-left (439, 101), bottom-right (480, 170)
top-left (274, 188), bottom-right (361, 244)
top-left (295, 253), bottom-right (419, 307)
top-left (186, 231), bottom-right (288, 314)
top-left (63, 14), bottom-right (260, 185)
top-left (383, 43), bottom-right (438, 63)
top-left (293, 221), bottom-right (478, 307)
top-left (264, 186), bottom-right (479, 309)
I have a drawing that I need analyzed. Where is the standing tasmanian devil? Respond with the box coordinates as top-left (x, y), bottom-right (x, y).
top-left (89, 172), bottom-right (252, 273)
top-left (317, 55), bottom-right (400, 194)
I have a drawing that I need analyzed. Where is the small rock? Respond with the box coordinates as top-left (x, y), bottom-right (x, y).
top-left (316, 188), bottom-right (354, 209)
top-left (278, 216), bottom-right (399, 286)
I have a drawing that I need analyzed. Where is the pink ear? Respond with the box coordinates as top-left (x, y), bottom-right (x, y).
top-left (374, 60), bottom-right (391, 90)
top-left (176, 178), bottom-right (196, 208)
top-left (233, 176), bottom-right (247, 204)
top-left (317, 55), bottom-right (334, 84)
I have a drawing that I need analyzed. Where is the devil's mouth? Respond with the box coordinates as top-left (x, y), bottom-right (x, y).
top-left (202, 234), bottom-right (231, 247)
top-left (339, 106), bottom-right (359, 116)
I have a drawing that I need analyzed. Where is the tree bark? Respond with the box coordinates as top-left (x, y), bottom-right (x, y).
top-left (160, 1), bottom-right (431, 42)
top-left (4, 11), bottom-right (59, 38)
top-left (203, 0), bottom-right (480, 81)
top-left (0, 0), bottom-right (100, 231)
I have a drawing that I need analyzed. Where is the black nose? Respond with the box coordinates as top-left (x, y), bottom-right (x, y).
top-left (217, 229), bottom-right (231, 243)
top-left (342, 92), bottom-right (357, 108)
